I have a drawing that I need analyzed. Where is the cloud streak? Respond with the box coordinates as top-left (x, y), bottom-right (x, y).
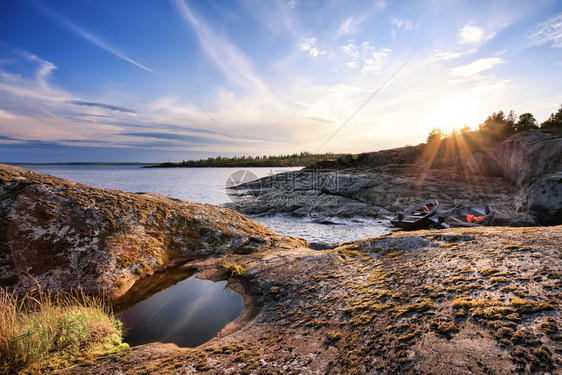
top-left (171, 0), bottom-right (272, 97)
top-left (448, 57), bottom-right (504, 78)
top-left (33, 2), bottom-right (155, 74)
top-left (68, 100), bottom-right (138, 114)
top-left (529, 13), bottom-right (562, 48)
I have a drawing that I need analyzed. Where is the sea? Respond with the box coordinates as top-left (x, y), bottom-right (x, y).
top-left (16, 164), bottom-right (391, 243)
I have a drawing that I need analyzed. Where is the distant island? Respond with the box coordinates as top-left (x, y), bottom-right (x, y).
top-left (145, 152), bottom-right (345, 168)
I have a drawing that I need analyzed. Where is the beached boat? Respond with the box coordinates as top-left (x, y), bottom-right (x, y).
top-left (445, 204), bottom-right (493, 225)
top-left (390, 199), bottom-right (438, 230)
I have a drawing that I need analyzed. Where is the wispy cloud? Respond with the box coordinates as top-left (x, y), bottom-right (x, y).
top-left (390, 17), bottom-right (413, 38)
top-left (335, 16), bottom-right (364, 39)
top-left (429, 51), bottom-right (464, 62)
top-left (340, 42), bottom-right (390, 73)
top-left (0, 48), bottom-right (247, 151)
top-left (171, 0), bottom-right (272, 97)
top-left (33, 2), bottom-right (155, 74)
top-left (448, 57), bottom-right (504, 78)
top-left (300, 38), bottom-right (327, 57)
top-left (374, 0), bottom-right (386, 10)
top-left (68, 100), bottom-right (138, 114)
top-left (529, 13), bottom-right (562, 48)
top-left (391, 17), bottom-right (413, 31)
top-left (118, 132), bottom-right (224, 144)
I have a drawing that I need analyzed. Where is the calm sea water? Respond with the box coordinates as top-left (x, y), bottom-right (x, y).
top-left (18, 164), bottom-right (390, 242)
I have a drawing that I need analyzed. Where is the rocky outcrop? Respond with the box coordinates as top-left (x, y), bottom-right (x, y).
top-left (1, 164), bottom-right (561, 374)
top-left (60, 225), bottom-right (562, 374)
top-left (0, 164), bottom-right (305, 297)
top-left (495, 130), bottom-right (562, 225)
top-left (228, 162), bottom-right (525, 226)
top-left (229, 131), bottom-right (561, 226)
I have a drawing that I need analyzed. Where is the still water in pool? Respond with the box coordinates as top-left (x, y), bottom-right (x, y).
top-left (115, 267), bottom-right (244, 347)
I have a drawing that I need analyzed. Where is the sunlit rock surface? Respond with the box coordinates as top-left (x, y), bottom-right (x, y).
top-left (61, 225), bottom-right (562, 374)
top-left (1, 164), bottom-right (561, 374)
top-left (0, 164), bottom-right (305, 296)
top-left (229, 130), bottom-right (561, 226)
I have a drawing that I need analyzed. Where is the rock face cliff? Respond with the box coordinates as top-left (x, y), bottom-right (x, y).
top-left (229, 130), bottom-right (561, 226)
top-left (0, 165), bottom-right (304, 296)
top-left (495, 131), bottom-right (562, 225)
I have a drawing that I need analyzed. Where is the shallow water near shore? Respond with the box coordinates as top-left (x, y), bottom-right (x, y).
top-left (18, 164), bottom-right (392, 242)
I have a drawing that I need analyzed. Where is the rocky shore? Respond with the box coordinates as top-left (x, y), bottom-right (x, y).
top-left (0, 164), bottom-right (304, 297)
top-left (227, 130), bottom-right (561, 227)
top-left (1, 129), bottom-right (561, 374)
top-left (60, 225), bottom-right (562, 374)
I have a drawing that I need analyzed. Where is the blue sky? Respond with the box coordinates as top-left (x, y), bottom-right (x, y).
top-left (1, 0), bottom-right (561, 162)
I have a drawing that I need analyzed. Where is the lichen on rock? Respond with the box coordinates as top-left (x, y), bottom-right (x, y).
top-left (0, 164), bottom-right (305, 297)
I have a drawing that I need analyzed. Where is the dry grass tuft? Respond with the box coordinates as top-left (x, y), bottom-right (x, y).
top-left (0, 287), bottom-right (127, 374)
top-left (221, 258), bottom-right (247, 277)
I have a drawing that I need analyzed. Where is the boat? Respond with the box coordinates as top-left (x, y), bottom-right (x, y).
top-left (428, 204), bottom-right (493, 229)
top-left (443, 204), bottom-right (493, 226)
top-left (390, 199), bottom-right (438, 230)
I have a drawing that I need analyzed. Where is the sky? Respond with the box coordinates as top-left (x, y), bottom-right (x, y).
top-left (1, 0), bottom-right (562, 162)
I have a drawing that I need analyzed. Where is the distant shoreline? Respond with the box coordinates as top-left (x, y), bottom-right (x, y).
top-left (4, 162), bottom-right (155, 166)
top-left (143, 162), bottom-right (308, 168)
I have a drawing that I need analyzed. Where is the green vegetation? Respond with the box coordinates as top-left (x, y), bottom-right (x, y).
top-left (0, 287), bottom-right (128, 374)
top-left (147, 151), bottom-right (344, 168)
top-left (426, 102), bottom-right (562, 146)
top-left (221, 258), bottom-right (247, 277)
top-left (540, 103), bottom-right (562, 130)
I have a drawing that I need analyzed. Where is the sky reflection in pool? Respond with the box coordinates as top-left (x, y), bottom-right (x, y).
top-left (118, 274), bottom-right (244, 348)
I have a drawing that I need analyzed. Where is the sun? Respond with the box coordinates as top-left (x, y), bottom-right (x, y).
top-left (427, 93), bottom-right (482, 135)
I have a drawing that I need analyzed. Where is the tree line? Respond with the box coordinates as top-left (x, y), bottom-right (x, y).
top-left (148, 151), bottom-right (345, 168)
top-left (427, 103), bottom-right (562, 143)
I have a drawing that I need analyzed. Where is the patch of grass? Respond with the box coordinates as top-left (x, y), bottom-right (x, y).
top-left (479, 267), bottom-right (501, 276)
top-left (268, 286), bottom-right (281, 297)
top-left (489, 276), bottom-right (511, 284)
top-left (511, 329), bottom-right (540, 346)
top-left (510, 297), bottom-right (555, 313)
top-left (396, 298), bottom-right (435, 317)
top-left (435, 321), bottom-right (459, 336)
top-left (326, 331), bottom-right (342, 342)
top-left (221, 258), bottom-right (246, 277)
top-left (0, 287), bottom-right (127, 374)
top-left (496, 327), bottom-right (515, 337)
top-left (453, 298), bottom-right (517, 321)
top-left (540, 318), bottom-right (558, 334)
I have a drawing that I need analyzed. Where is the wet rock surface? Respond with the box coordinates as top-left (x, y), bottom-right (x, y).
top-left (228, 131), bottom-right (561, 227)
top-left (58, 225), bottom-right (562, 374)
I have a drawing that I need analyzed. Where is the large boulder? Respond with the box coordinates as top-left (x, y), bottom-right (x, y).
top-left (0, 164), bottom-right (304, 297)
top-left (495, 130), bottom-right (562, 224)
